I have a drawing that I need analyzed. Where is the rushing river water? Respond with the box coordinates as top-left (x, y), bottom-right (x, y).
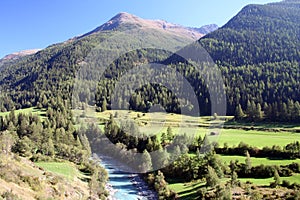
top-left (99, 155), bottom-right (157, 200)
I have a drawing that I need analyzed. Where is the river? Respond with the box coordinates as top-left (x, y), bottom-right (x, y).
top-left (99, 155), bottom-right (157, 200)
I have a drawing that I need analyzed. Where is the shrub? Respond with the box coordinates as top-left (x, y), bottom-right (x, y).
top-left (282, 180), bottom-right (291, 187)
top-left (1, 190), bottom-right (21, 200)
top-left (287, 163), bottom-right (300, 173)
top-left (21, 175), bottom-right (43, 191)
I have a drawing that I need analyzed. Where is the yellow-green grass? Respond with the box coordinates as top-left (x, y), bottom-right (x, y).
top-left (168, 178), bottom-right (232, 199)
top-left (282, 174), bottom-right (300, 184)
top-left (138, 127), bottom-right (300, 148)
top-left (219, 155), bottom-right (300, 166)
top-left (0, 107), bottom-right (46, 119)
top-left (168, 180), bottom-right (205, 200)
top-left (168, 175), bottom-right (300, 199)
top-left (35, 162), bottom-right (83, 181)
top-left (225, 120), bottom-right (300, 130)
top-left (4, 108), bottom-right (300, 149)
top-left (239, 174), bottom-right (300, 185)
top-left (89, 110), bottom-right (300, 148)
top-left (217, 129), bottom-right (300, 148)
top-left (219, 155), bottom-right (300, 186)
top-left (87, 109), bottom-right (230, 127)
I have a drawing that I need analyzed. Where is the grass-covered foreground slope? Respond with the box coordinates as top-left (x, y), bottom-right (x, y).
top-left (35, 162), bottom-right (87, 181)
top-left (0, 154), bottom-right (90, 200)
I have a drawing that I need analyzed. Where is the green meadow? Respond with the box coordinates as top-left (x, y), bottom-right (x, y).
top-left (35, 162), bottom-right (84, 181)
top-left (220, 155), bottom-right (300, 166)
top-left (0, 107), bottom-right (47, 119)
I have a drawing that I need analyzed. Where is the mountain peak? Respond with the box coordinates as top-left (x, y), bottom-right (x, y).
top-left (83, 12), bottom-right (210, 41)
top-left (110, 12), bottom-right (139, 22)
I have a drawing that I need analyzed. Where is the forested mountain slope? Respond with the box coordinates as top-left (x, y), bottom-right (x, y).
top-left (198, 0), bottom-right (300, 121)
top-left (200, 1), bottom-right (299, 66)
top-left (0, 13), bottom-right (203, 112)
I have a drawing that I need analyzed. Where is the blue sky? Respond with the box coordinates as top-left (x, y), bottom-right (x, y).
top-left (0, 0), bottom-right (281, 58)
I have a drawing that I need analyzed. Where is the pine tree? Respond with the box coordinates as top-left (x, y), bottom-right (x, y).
top-left (235, 104), bottom-right (245, 120)
top-left (167, 126), bottom-right (174, 141)
top-left (154, 171), bottom-right (171, 200)
top-left (255, 103), bottom-right (263, 120)
top-left (231, 171), bottom-right (239, 187)
top-left (246, 100), bottom-right (252, 116)
top-left (171, 145), bottom-right (181, 161)
top-left (101, 98), bottom-right (107, 112)
top-left (271, 169), bottom-right (280, 188)
top-left (139, 150), bottom-right (152, 173)
top-left (206, 165), bottom-right (220, 187)
top-left (245, 151), bottom-right (252, 173)
top-left (215, 184), bottom-right (232, 200)
top-left (161, 132), bottom-right (167, 144)
top-left (152, 148), bottom-right (170, 169)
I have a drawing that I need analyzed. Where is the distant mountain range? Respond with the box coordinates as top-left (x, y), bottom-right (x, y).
top-left (190, 24), bottom-right (219, 35)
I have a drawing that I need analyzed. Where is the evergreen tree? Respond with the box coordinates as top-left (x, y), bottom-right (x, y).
top-left (231, 171), bottom-right (239, 187)
top-left (101, 98), bottom-right (107, 112)
top-left (167, 126), bottom-right (174, 141)
top-left (152, 148), bottom-right (170, 169)
top-left (139, 150), bottom-right (152, 172)
top-left (170, 145), bottom-right (181, 161)
top-left (215, 184), bottom-right (232, 200)
top-left (206, 165), bottom-right (220, 187)
top-left (271, 169), bottom-right (280, 188)
top-left (235, 104), bottom-right (245, 120)
top-left (245, 151), bottom-right (252, 173)
top-left (255, 103), bottom-right (263, 120)
top-left (161, 132), bottom-right (167, 144)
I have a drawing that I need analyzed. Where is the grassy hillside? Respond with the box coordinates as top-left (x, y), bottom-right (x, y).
top-left (0, 154), bottom-right (90, 200)
top-left (35, 162), bottom-right (87, 181)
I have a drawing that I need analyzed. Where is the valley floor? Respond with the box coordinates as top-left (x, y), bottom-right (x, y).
top-left (1, 107), bottom-right (300, 199)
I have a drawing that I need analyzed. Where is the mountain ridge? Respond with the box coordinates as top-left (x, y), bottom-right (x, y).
top-left (199, 0), bottom-right (300, 66)
top-left (0, 12), bottom-right (218, 60)
top-left (80, 12), bottom-right (217, 40)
